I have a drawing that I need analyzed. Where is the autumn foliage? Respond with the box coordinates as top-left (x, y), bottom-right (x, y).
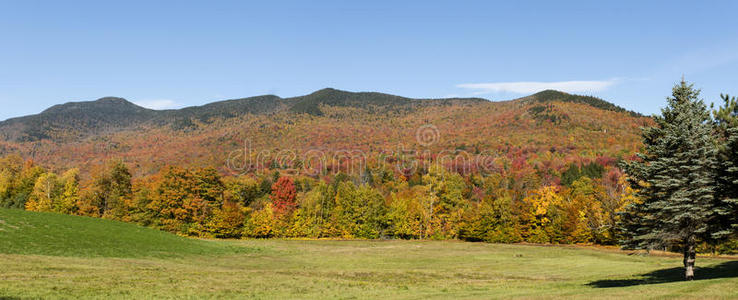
top-left (270, 177), bottom-right (296, 215)
top-left (0, 92), bottom-right (716, 248)
top-left (0, 152), bottom-right (649, 247)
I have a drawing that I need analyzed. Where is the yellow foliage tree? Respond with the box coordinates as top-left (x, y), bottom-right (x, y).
top-left (246, 203), bottom-right (278, 238)
top-left (56, 169), bottom-right (80, 214)
top-left (522, 185), bottom-right (562, 243)
top-left (388, 184), bottom-right (425, 239)
top-left (25, 172), bottom-right (60, 212)
top-left (206, 201), bottom-right (246, 238)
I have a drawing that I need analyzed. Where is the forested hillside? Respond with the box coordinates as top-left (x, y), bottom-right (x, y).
top-left (0, 88), bottom-right (662, 246)
top-left (0, 89), bottom-right (647, 176)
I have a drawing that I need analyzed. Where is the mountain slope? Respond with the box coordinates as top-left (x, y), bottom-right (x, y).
top-left (0, 89), bottom-right (489, 142)
top-left (159, 95), bottom-right (286, 122)
top-left (0, 89), bottom-right (650, 177)
top-left (0, 97), bottom-right (156, 141)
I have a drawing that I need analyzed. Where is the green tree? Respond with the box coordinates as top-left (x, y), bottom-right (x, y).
top-left (560, 164), bottom-right (581, 186)
top-left (92, 160), bottom-right (133, 218)
top-left (712, 93), bottom-right (738, 134)
top-left (288, 182), bottom-right (334, 237)
top-left (581, 162), bottom-right (605, 180)
top-left (712, 94), bottom-right (738, 241)
top-left (459, 195), bottom-right (521, 243)
top-left (421, 165), bottom-right (468, 238)
top-left (192, 167), bottom-right (226, 207)
top-left (620, 81), bottom-right (719, 280)
top-left (224, 176), bottom-right (264, 207)
top-left (331, 182), bottom-right (387, 238)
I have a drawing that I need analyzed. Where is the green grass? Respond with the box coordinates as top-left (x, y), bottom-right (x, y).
top-left (0, 208), bottom-right (243, 258)
top-left (1, 209), bottom-right (737, 299)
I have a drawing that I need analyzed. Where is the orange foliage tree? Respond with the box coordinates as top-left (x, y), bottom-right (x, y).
top-left (270, 176), bottom-right (296, 215)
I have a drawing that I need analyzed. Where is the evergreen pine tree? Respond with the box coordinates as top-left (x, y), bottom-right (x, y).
top-left (720, 126), bottom-right (738, 234)
top-left (712, 94), bottom-right (738, 240)
top-left (561, 164), bottom-right (581, 186)
top-left (620, 80), bottom-right (718, 280)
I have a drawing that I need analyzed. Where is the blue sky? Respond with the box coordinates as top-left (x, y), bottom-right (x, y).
top-left (1, 1), bottom-right (737, 120)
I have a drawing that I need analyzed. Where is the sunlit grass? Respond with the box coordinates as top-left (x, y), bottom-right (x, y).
top-left (1, 209), bottom-right (737, 299)
top-left (0, 208), bottom-right (243, 258)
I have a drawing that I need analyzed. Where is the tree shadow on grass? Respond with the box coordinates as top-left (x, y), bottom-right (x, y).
top-left (588, 260), bottom-right (738, 288)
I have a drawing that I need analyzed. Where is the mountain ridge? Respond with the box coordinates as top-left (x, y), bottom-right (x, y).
top-left (0, 88), bottom-right (639, 143)
top-left (0, 88), bottom-right (650, 177)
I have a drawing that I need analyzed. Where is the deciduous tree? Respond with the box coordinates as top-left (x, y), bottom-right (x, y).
top-left (91, 160), bottom-right (133, 218)
top-left (25, 172), bottom-right (60, 212)
top-left (270, 176), bottom-right (297, 215)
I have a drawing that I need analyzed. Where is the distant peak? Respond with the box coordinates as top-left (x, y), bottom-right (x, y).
top-left (40, 96), bottom-right (145, 115)
top-left (522, 90), bottom-right (594, 103)
top-left (95, 96), bottom-right (131, 103)
top-left (316, 87), bottom-right (340, 92)
top-left (309, 87), bottom-right (350, 96)
top-left (519, 90), bottom-right (641, 117)
top-left (532, 89), bottom-right (569, 96)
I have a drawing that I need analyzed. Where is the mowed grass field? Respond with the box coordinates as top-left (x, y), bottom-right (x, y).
top-left (1, 209), bottom-right (737, 299)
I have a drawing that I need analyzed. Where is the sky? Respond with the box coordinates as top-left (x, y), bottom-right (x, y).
top-left (1, 0), bottom-right (737, 121)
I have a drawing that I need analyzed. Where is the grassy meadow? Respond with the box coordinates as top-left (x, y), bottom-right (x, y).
top-left (1, 209), bottom-right (737, 299)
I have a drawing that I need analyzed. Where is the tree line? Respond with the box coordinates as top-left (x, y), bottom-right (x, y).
top-left (0, 158), bottom-right (634, 244)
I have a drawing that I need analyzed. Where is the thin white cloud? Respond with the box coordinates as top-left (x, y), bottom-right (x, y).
top-left (133, 99), bottom-right (182, 110)
top-left (456, 79), bottom-right (617, 95)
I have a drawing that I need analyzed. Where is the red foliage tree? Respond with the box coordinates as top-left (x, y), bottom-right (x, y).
top-left (270, 176), bottom-right (297, 215)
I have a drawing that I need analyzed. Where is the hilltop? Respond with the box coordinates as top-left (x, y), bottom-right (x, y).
top-left (521, 90), bottom-right (642, 117)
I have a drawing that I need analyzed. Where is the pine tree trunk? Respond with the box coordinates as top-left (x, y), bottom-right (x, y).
top-left (683, 240), bottom-right (696, 281)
